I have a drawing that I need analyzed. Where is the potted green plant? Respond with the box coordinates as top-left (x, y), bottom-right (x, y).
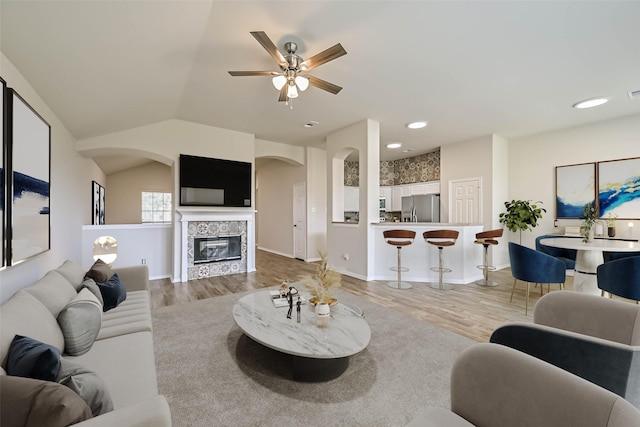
top-left (499, 200), bottom-right (546, 244)
top-left (606, 212), bottom-right (617, 237)
top-left (581, 202), bottom-right (596, 242)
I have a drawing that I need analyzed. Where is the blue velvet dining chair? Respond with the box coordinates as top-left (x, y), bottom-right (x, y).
top-left (597, 255), bottom-right (640, 303)
top-left (509, 242), bottom-right (566, 315)
top-left (536, 235), bottom-right (577, 270)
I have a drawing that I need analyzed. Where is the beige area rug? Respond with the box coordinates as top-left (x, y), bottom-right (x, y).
top-left (152, 290), bottom-right (474, 427)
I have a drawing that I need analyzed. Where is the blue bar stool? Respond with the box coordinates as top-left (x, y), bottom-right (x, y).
top-left (383, 230), bottom-right (416, 289)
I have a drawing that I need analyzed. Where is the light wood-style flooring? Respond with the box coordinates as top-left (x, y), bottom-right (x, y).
top-left (150, 249), bottom-right (576, 342)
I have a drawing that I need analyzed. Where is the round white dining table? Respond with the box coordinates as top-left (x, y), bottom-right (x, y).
top-left (539, 237), bottom-right (640, 294)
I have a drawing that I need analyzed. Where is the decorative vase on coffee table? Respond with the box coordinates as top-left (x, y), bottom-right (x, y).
top-left (315, 302), bottom-right (330, 328)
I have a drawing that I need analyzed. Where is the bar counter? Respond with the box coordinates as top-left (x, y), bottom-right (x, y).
top-left (372, 222), bottom-right (484, 285)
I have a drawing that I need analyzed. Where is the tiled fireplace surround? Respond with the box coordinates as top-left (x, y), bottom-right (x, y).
top-left (178, 211), bottom-right (256, 282)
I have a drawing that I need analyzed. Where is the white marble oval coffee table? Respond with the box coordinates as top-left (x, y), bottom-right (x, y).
top-left (232, 289), bottom-right (371, 381)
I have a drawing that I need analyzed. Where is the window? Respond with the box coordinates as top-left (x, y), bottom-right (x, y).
top-left (142, 192), bottom-right (172, 223)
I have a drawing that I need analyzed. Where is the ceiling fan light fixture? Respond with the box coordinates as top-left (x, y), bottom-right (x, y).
top-left (573, 97), bottom-right (609, 109)
top-left (287, 82), bottom-right (299, 99)
top-left (407, 121), bottom-right (428, 129)
top-left (295, 75), bottom-right (309, 91)
top-left (272, 75), bottom-right (287, 90)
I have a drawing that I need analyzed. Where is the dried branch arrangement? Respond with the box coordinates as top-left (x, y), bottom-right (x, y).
top-left (300, 252), bottom-right (341, 303)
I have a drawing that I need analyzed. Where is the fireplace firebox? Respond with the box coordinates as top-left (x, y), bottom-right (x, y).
top-left (194, 235), bottom-right (241, 264)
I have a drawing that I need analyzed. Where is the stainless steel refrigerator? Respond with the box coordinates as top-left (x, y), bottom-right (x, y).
top-left (401, 194), bottom-right (440, 222)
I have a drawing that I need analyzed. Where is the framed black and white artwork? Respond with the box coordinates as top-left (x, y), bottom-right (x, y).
top-left (7, 88), bottom-right (51, 265)
top-left (92, 180), bottom-right (105, 225)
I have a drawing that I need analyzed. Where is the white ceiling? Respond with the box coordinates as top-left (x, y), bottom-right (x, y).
top-left (2, 1), bottom-right (639, 174)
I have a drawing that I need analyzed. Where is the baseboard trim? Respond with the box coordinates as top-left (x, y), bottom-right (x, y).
top-left (257, 246), bottom-right (294, 259)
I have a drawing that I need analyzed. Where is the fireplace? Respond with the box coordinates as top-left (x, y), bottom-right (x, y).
top-left (178, 211), bottom-right (255, 282)
top-left (194, 235), bottom-right (241, 264)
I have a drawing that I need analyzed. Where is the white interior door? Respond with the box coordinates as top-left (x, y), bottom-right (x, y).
top-left (293, 183), bottom-right (306, 260)
top-left (450, 178), bottom-right (482, 224)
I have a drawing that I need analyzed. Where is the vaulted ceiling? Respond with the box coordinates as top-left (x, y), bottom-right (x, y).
top-left (2, 1), bottom-right (639, 171)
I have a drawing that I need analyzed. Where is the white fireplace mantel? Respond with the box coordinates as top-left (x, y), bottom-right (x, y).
top-left (177, 209), bottom-right (256, 282)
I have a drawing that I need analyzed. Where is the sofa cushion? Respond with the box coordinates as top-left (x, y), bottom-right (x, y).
top-left (81, 278), bottom-right (104, 306)
top-left (66, 331), bottom-right (158, 410)
top-left (58, 289), bottom-right (103, 356)
top-left (57, 358), bottom-right (114, 417)
top-left (23, 270), bottom-right (78, 317)
top-left (0, 291), bottom-right (64, 370)
top-left (85, 259), bottom-right (114, 283)
top-left (55, 260), bottom-right (89, 291)
top-left (0, 375), bottom-right (92, 427)
top-left (96, 274), bottom-right (127, 312)
top-left (96, 291), bottom-right (152, 340)
top-left (6, 335), bottom-right (61, 381)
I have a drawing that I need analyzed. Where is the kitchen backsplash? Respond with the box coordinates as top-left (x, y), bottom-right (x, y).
top-left (345, 149), bottom-right (440, 187)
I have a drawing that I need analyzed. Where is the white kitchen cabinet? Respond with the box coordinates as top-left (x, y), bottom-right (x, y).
top-left (390, 182), bottom-right (440, 211)
top-left (380, 186), bottom-right (392, 211)
top-left (344, 186), bottom-right (359, 212)
top-left (411, 181), bottom-right (440, 195)
top-left (391, 187), bottom-right (403, 211)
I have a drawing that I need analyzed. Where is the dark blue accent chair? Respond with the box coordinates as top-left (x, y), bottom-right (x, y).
top-left (509, 242), bottom-right (566, 314)
top-left (535, 235), bottom-right (577, 270)
top-left (597, 255), bottom-right (640, 302)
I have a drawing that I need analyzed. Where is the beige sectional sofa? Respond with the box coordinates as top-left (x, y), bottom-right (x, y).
top-left (0, 260), bottom-right (171, 426)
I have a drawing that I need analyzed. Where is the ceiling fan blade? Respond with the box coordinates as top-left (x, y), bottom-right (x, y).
top-left (228, 71), bottom-right (280, 76)
top-left (278, 86), bottom-right (287, 102)
top-left (307, 75), bottom-right (342, 95)
top-left (250, 31), bottom-right (287, 67)
top-left (300, 43), bottom-right (347, 71)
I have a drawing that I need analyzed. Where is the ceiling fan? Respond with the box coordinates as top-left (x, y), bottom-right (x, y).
top-left (228, 31), bottom-right (347, 107)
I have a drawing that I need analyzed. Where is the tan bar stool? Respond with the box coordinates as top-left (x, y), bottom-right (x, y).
top-left (423, 230), bottom-right (459, 290)
top-left (383, 230), bottom-right (416, 289)
top-left (474, 228), bottom-right (503, 287)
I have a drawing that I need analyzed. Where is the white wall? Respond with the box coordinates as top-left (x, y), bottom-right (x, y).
top-left (326, 119), bottom-right (380, 280)
top-left (508, 114), bottom-right (640, 249)
top-left (305, 147), bottom-right (327, 261)
top-left (491, 135), bottom-right (510, 268)
top-left (81, 223), bottom-right (172, 279)
top-left (1, 53), bottom-right (104, 303)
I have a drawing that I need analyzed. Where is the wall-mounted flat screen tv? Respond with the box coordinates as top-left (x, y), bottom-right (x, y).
top-left (179, 154), bottom-right (252, 207)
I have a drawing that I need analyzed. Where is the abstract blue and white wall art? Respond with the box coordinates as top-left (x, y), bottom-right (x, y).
top-left (556, 162), bottom-right (595, 218)
top-left (9, 89), bottom-right (51, 264)
top-left (598, 157), bottom-right (640, 219)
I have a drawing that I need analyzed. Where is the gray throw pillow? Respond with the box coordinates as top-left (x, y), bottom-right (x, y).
top-left (81, 278), bottom-right (104, 306)
top-left (57, 289), bottom-right (102, 356)
top-left (56, 358), bottom-right (114, 417)
top-left (0, 375), bottom-right (92, 426)
top-left (85, 259), bottom-right (114, 283)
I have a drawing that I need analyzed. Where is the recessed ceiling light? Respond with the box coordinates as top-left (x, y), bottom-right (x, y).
top-left (303, 121), bottom-right (319, 128)
top-left (406, 121), bottom-right (428, 129)
top-left (572, 97), bottom-right (609, 109)
top-left (403, 148), bottom-right (414, 153)
top-left (386, 142), bottom-right (402, 149)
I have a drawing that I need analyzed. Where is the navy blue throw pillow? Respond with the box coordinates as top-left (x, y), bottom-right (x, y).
top-left (7, 335), bottom-right (61, 381)
top-left (96, 273), bottom-right (126, 312)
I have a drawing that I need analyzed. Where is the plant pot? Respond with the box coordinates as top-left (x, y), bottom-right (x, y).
top-left (315, 302), bottom-right (330, 328)
top-left (608, 226), bottom-right (616, 237)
